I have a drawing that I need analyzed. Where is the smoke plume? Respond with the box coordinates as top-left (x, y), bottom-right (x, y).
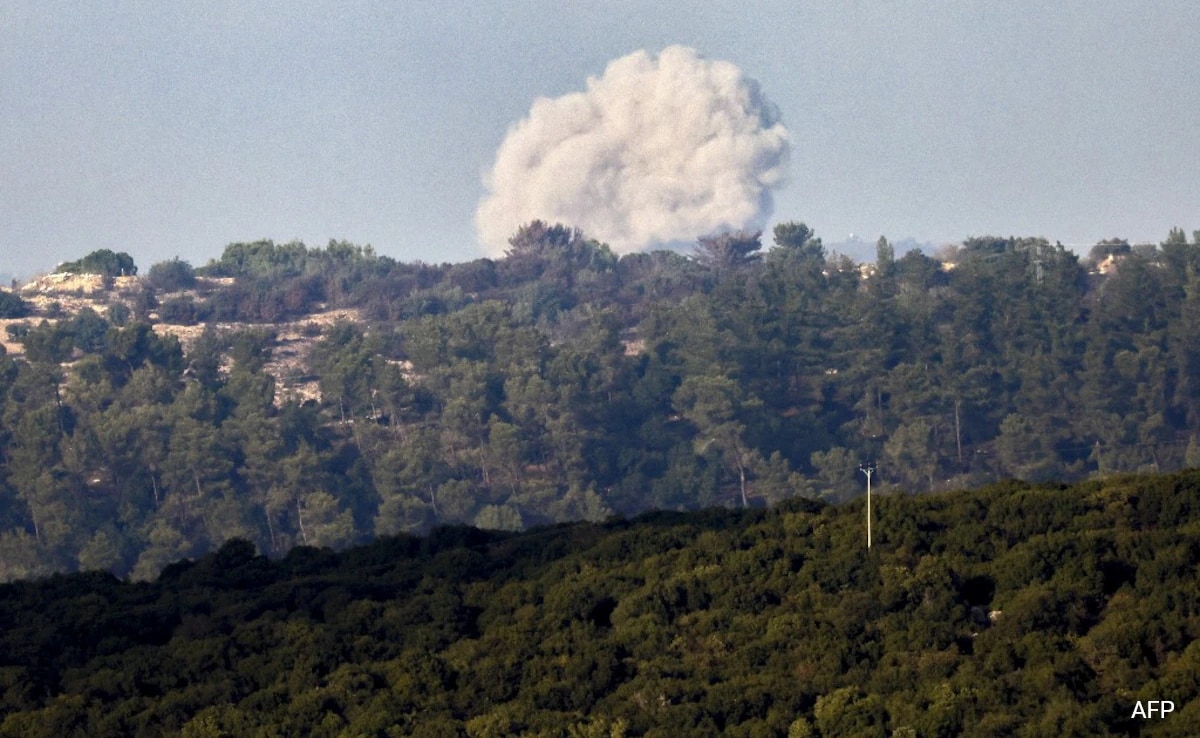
top-left (475, 46), bottom-right (790, 255)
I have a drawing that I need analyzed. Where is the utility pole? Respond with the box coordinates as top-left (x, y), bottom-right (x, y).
top-left (859, 462), bottom-right (875, 549)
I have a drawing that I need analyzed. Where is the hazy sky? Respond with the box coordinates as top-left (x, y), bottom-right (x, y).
top-left (2, 1), bottom-right (1197, 277)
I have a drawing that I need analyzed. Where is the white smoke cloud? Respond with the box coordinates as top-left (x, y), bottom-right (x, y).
top-left (475, 46), bottom-right (790, 255)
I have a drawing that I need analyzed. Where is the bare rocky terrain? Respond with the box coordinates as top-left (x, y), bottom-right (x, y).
top-left (1, 272), bottom-right (362, 405)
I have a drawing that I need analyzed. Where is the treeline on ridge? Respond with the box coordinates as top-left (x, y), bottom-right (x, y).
top-left (1, 222), bottom-right (1200, 580)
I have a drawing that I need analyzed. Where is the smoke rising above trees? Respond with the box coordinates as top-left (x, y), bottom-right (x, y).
top-left (475, 46), bottom-right (790, 255)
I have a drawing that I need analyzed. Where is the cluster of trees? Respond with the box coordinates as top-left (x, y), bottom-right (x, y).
top-left (56, 249), bottom-right (137, 278)
top-left (1, 223), bottom-right (1200, 579)
top-left (0, 292), bottom-right (27, 320)
top-left (0, 470), bottom-right (1198, 735)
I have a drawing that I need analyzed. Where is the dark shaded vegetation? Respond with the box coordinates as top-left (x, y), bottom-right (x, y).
top-left (145, 258), bottom-right (197, 293)
top-left (1, 471), bottom-right (1199, 735)
top-left (0, 292), bottom-right (27, 319)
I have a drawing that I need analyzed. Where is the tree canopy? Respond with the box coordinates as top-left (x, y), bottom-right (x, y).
top-left (56, 249), bottom-right (137, 277)
top-left (0, 224), bottom-right (1199, 585)
top-left (0, 470), bottom-right (1196, 735)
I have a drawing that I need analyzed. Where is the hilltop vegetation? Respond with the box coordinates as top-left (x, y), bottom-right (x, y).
top-left (1, 223), bottom-right (1200, 579)
top-left (0, 470), bottom-right (1198, 736)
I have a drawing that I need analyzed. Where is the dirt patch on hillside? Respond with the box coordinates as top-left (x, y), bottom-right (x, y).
top-left (3, 276), bottom-right (361, 406)
top-left (153, 307), bottom-right (362, 405)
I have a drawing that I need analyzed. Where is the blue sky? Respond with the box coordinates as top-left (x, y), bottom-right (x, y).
top-left (2, 1), bottom-right (1197, 278)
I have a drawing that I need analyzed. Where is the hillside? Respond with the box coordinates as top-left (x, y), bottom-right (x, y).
top-left (0, 270), bottom-right (359, 405)
top-left (0, 470), bottom-right (1197, 736)
top-left (1, 226), bottom-right (1200, 581)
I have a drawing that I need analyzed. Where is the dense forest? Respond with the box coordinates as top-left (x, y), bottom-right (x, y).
top-left (0, 470), bottom-right (1198, 736)
top-left (1, 222), bottom-right (1200, 579)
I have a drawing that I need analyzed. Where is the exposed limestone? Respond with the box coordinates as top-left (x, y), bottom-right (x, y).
top-left (1, 275), bottom-right (362, 406)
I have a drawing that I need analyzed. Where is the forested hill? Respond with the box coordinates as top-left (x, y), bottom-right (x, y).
top-left (1, 223), bottom-right (1200, 580)
top-left (1, 470), bottom-right (1199, 736)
